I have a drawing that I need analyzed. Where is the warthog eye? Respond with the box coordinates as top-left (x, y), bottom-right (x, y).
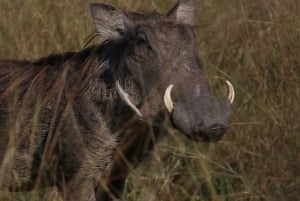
top-left (137, 35), bottom-right (148, 47)
top-left (116, 28), bottom-right (126, 36)
top-left (136, 28), bottom-right (152, 49)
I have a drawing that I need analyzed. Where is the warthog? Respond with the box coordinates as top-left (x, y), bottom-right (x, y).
top-left (0, 0), bottom-right (234, 200)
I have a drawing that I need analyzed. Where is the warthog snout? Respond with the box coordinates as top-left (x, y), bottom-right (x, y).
top-left (164, 81), bottom-right (235, 142)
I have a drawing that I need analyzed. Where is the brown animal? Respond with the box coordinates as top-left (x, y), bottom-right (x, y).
top-left (0, 0), bottom-right (234, 200)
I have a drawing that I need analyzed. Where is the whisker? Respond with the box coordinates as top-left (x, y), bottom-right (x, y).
top-left (230, 122), bottom-right (265, 126)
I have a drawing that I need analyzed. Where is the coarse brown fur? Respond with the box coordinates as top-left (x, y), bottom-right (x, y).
top-left (0, 1), bottom-right (232, 200)
top-left (0, 46), bottom-right (119, 199)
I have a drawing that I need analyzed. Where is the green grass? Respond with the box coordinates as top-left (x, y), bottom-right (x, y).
top-left (0, 0), bottom-right (299, 200)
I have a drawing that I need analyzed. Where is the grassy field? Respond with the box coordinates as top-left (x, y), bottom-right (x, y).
top-left (0, 0), bottom-right (299, 200)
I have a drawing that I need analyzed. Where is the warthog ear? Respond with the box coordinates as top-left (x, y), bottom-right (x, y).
top-left (167, 0), bottom-right (195, 25)
top-left (90, 3), bottom-right (132, 40)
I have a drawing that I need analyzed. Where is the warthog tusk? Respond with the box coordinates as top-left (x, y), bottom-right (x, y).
top-left (116, 81), bottom-right (143, 117)
top-left (226, 80), bottom-right (235, 104)
top-left (164, 84), bottom-right (174, 113)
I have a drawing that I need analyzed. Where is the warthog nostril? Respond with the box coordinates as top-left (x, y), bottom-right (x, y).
top-left (211, 124), bottom-right (227, 130)
top-left (199, 124), bottom-right (228, 142)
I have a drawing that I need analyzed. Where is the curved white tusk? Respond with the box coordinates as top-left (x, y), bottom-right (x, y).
top-left (225, 80), bottom-right (235, 104)
top-left (116, 81), bottom-right (143, 117)
top-left (163, 84), bottom-right (174, 113)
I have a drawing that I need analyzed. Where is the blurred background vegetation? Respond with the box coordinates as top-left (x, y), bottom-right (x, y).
top-left (0, 0), bottom-right (299, 200)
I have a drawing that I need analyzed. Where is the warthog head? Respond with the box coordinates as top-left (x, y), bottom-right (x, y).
top-left (90, 0), bottom-right (234, 142)
top-left (91, 0), bottom-right (234, 141)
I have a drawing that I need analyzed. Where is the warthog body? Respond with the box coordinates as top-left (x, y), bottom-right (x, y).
top-left (0, 0), bottom-right (234, 200)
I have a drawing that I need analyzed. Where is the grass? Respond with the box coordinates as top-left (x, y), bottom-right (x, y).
top-left (0, 0), bottom-right (299, 200)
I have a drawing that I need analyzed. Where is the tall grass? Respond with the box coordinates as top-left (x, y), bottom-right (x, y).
top-left (0, 0), bottom-right (299, 200)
